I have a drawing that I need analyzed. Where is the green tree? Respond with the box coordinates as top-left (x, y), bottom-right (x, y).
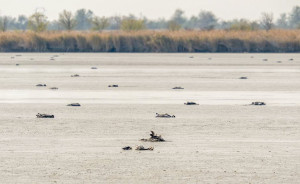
top-left (75, 9), bottom-right (93, 30)
top-left (28, 12), bottom-right (48, 32)
top-left (91, 16), bottom-right (110, 32)
top-left (48, 20), bottom-right (63, 30)
top-left (16, 15), bottom-right (28, 31)
top-left (59, 10), bottom-right (76, 31)
top-left (121, 19), bottom-right (145, 31)
top-left (185, 16), bottom-right (198, 29)
top-left (145, 18), bottom-right (168, 30)
top-left (0, 16), bottom-right (9, 32)
top-left (250, 21), bottom-right (260, 30)
top-left (197, 11), bottom-right (218, 30)
top-left (108, 16), bottom-right (123, 30)
top-left (276, 13), bottom-right (288, 29)
top-left (289, 6), bottom-right (300, 29)
top-left (171, 9), bottom-right (186, 26)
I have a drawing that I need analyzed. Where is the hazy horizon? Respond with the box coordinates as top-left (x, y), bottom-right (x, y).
top-left (0, 0), bottom-right (298, 21)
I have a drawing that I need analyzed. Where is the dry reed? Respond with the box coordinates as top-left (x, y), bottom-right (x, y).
top-left (0, 30), bottom-right (299, 52)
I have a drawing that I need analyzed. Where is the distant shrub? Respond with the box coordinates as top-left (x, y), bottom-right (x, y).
top-left (167, 20), bottom-right (181, 31)
top-left (121, 19), bottom-right (145, 31)
top-left (91, 16), bottom-right (110, 32)
top-left (229, 20), bottom-right (260, 31)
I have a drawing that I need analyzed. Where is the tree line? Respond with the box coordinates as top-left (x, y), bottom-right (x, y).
top-left (0, 6), bottom-right (299, 32)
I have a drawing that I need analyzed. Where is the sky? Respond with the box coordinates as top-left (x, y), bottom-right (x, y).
top-left (0, 0), bottom-right (298, 21)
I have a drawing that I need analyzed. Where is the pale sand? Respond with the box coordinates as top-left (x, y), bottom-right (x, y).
top-left (0, 53), bottom-right (299, 183)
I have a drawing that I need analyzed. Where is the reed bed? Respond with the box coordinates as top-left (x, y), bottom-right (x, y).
top-left (0, 30), bottom-right (299, 52)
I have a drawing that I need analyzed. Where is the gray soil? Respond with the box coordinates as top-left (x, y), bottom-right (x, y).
top-left (0, 53), bottom-right (299, 183)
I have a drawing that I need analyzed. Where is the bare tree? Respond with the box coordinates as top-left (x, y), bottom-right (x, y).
top-left (261, 12), bottom-right (274, 31)
top-left (28, 12), bottom-right (48, 32)
top-left (59, 10), bottom-right (76, 31)
top-left (91, 16), bottom-right (110, 32)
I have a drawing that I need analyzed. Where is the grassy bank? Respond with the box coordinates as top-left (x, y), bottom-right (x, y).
top-left (0, 30), bottom-right (299, 52)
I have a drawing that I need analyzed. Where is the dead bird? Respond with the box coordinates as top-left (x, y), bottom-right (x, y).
top-left (122, 146), bottom-right (132, 150)
top-left (50, 87), bottom-right (58, 90)
top-left (239, 77), bottom-right (248, 79)
top-left (156, 113), bottom-right (175, 118)
top-left (172, 86), bottom-right (184, 89)
top-left (36, 113), bottom-right (54, 118)
top-left (67, 103), bottom-right (81, 106)
top-left (36, 84), bottom-right (46, 87)
top-left (141, 131), bottom-right (165, 142)
top-left (251, 102), bottom-right (266, 106)
top-left (71, 74), bottom-right (80, 77)
top-left (135, 145), bottom-right (154, 151)
top-left (108, 85), bottom-right (118, 87)
top-left (184, 101), bottom-right (199, 105)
